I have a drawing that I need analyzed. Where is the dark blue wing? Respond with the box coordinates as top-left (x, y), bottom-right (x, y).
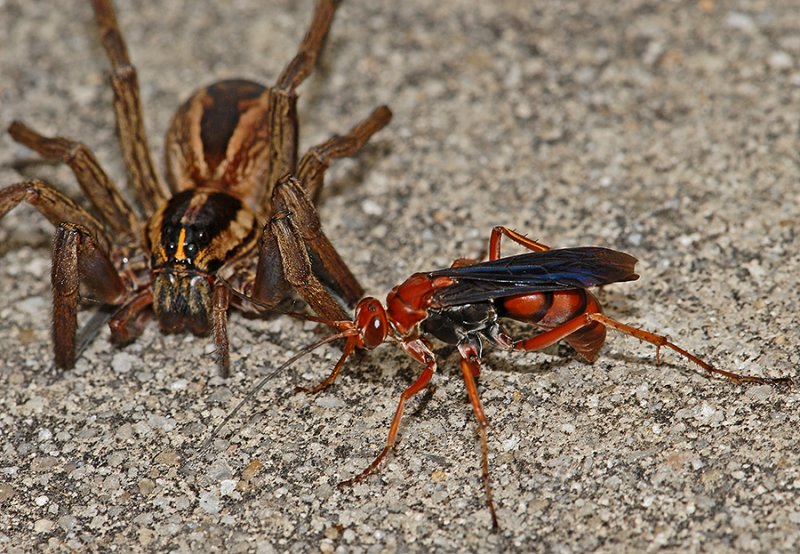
top-left (428, 247), bottom-right (638, 308)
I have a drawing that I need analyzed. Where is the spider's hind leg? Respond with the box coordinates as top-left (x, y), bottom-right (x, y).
top-left (90, 0), bottom-right (169, 214)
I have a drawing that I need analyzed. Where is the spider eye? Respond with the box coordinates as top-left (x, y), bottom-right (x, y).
top-left (184, 242), bottom-right (198, 257)
top-left (194, 228), bottom-right (211, 247)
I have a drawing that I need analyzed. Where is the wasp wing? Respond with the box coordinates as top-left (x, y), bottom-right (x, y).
top-left (428, 247), bottom-right (639, 308)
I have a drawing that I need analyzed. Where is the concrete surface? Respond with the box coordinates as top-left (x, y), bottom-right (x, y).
top-left (1, 0), bottom-right (800, 552)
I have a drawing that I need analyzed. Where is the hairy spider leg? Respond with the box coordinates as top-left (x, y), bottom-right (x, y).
top-left (91, 0), bottom-right (169, 212)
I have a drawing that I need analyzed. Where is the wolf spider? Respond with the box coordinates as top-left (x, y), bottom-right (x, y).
top-left (0, 0), bottom-right (391, 376)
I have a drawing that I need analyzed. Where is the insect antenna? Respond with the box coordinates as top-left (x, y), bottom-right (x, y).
top-left (198, 330), bottom-right (354, 452)
top-left (218, 276), bottom-right (336, 325)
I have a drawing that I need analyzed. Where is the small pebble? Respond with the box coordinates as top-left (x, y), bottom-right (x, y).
top-left (139, 479), bottom-right (156, 496)
top-left (58, 514), bottom-right (78, 532)
top-left (199, 491), bottom-right (221, 514)
top-left (112, 352), bottom-right (137, 373)
top-left (768, 51), bottom-right (793, 71)
top-left (725, 12), bottom-right (755, 32)
top-left (0, 484), bottom-right (15, 502)
top-left (154, 450), bottom-right (180, 466)
top-left (34, 519), bottom-right (54, 533)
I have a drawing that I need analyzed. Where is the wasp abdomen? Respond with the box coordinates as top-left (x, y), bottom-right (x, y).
top-left (499, 289), bottom-right (606, 362)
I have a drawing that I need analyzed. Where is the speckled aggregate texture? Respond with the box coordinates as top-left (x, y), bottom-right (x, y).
top-left (1, 0), bottom-right (799, 552)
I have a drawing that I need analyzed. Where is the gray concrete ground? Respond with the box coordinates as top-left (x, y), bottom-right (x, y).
top-left (1, 0), bottom-right (800, 552)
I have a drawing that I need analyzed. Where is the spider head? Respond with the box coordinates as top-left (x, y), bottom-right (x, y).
top-left (146, 188), bottom-right (258, 334)
top-left (147, 188), bottom-right (257, 273)
top-left (152, 270), bottom-right (214, 335)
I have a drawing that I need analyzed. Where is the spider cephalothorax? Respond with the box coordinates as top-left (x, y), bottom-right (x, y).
top-left (0, 0), bottom-right (391, 375)
top-left (147, 188), bottom-right (258, 335)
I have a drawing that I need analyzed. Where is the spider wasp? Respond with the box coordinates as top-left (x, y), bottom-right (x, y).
top-left (208, 225), bottom-right (792, 530)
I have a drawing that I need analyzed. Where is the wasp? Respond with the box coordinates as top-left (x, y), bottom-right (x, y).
top-left (210, 225), bottom-right (792, 530)
top-left (0, 0), bottom-right (391, 375)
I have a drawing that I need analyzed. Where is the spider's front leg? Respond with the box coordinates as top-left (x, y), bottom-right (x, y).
top-left (253, 176), bottom-right (353, 321)
top-left (0, 180), bottom-right (130, 368)
top-left (297, 105), bottom-right (392, 202)
top-left (0, 180), bottom-right (110, 251)
top-left (90, 0), bottom-right (169, 213)
top-left (251, 105), bottom-right (392, 319)
top-left (8, 121), bottom-right (140, 240)
top-left (52, 223), bottom-right (128, 368)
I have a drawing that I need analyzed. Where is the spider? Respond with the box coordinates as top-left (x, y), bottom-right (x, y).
top-left (0, 0), bottom-right (391, 376)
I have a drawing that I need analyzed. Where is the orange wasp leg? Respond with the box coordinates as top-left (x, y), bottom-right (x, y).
top-left (588, 313), bottom-right (792, 386)
top-left (489, 225), bottom-right (551, 260)
top-left (450, 226), bottom-right (551, 268)
top-left (509, 311), bottom-right (792, 386)
top-left (339, 339), bottom-right (437, 488)
top-left (295, 333), bottom-right (359, 394)
top-left (458, 339), bottom-right (500, 531)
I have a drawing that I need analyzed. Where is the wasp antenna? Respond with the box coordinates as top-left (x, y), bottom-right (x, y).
top-left (217, 277), bottom-right (270, 313)
top-left (217, 276), bottom-right (347, 327)
top-left (198, 331), bottom-right (354, 452)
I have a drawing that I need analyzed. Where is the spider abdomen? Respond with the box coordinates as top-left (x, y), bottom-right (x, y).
top-left (165, 79), bottom-right (297, 214)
